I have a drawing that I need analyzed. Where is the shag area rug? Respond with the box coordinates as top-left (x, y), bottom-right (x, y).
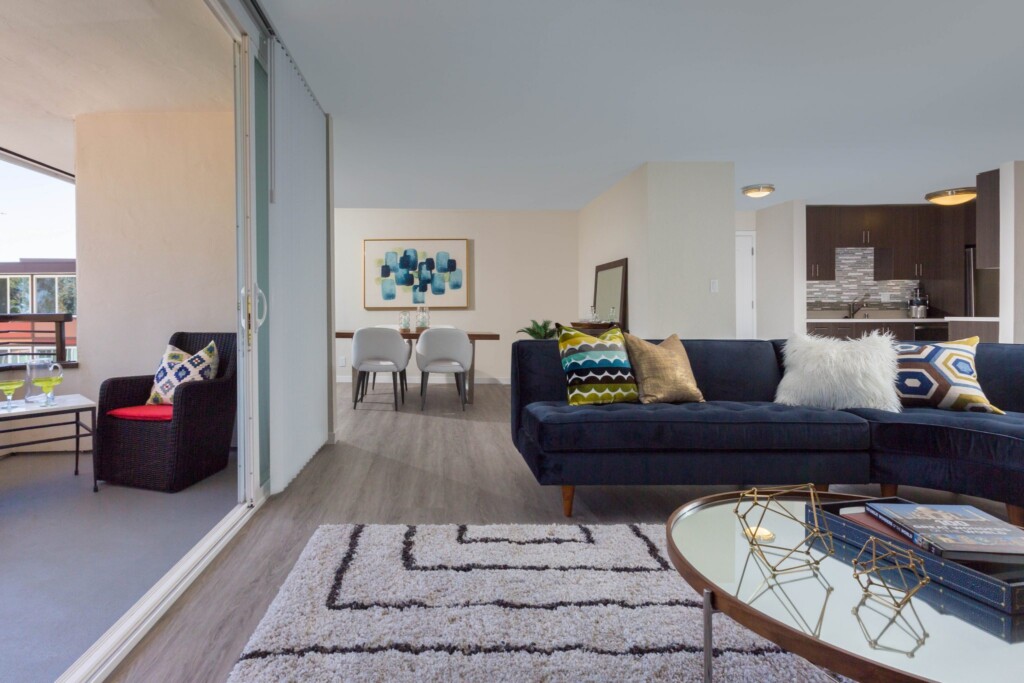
top-left (229, 524), bottom-right (830, 682)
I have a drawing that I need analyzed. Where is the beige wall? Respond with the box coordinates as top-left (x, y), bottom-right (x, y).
top-left (577, 165), bottom-right (650, 333)
top-left (754, 200), bottom-right (807, 339)
top-left (578, 162), bottom-right (736, 338)
top-left (73, 112), bottom-right (236, 398)
top-left (2, 111), bottom-right (235, 451)
top-left (646, 162), bottom-right (736, 339)
top-left (334, 209), bottom-right (578, 382)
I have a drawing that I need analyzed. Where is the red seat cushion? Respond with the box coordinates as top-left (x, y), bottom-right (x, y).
top-left (107, 405), bottom-right (174, 421)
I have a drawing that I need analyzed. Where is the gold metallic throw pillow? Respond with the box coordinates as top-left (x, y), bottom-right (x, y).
top-left (623, 334), bottom-right (704, 404)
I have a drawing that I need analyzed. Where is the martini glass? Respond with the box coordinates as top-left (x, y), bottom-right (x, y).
top-left (0, 379), bottom-right (25, 412)
top-left (32, 376), bottom-right (63, 407)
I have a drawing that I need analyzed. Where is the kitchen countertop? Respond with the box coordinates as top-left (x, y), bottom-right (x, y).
top-left (945, 317), bottom-right (1000, 322)
top-left (806, 318), bottom-right (948, 323)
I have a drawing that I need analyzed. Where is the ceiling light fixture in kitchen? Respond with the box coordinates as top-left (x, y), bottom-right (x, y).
top-left (742, 184), bottom-right (775, 199)
top-left (925, 187), bottom-right (977, 206)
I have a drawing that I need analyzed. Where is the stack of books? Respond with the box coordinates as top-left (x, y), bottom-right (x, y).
top-left (809, 498), bottom-right (1024, 630)
top-left (864, 502), bottom-right (1024, 565)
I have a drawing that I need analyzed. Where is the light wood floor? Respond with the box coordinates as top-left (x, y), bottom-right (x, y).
top-left (109, 384), bottom-right (1006, 682)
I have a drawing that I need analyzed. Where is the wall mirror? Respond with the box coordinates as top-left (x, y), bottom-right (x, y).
top-left (593, 258), bottom-right (628, 330)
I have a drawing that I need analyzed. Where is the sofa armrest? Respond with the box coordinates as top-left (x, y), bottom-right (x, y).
top-left (98, 375), bottom-right (154, 414)
top-left (172, 376), bottom-right (235, 420)
top-left (510, 340), bottom-right (566, 445)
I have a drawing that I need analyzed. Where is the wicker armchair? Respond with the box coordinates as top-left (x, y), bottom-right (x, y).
top-left (94, 332), bottom-right (237, 493)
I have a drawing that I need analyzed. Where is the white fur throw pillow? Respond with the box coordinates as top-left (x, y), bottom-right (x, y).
top-left (775, 331), bottom-right (901, 412)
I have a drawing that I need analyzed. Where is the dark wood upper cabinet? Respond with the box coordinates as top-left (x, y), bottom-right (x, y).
top-left (976, 169), bottom-right (1000, 269)
top-left (806, 206), bottom-right (836, 281)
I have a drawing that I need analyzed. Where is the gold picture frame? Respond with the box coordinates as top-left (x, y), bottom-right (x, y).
top-left (363, 238), bottom-right (469, 310)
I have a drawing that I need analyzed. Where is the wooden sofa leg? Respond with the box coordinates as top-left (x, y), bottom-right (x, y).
top-left (880, 484), bottom-right (898, 497)
top-left (1008, 504), bottom-right (1024, 528)
top-left (561, 485), bottom-right (575, 517)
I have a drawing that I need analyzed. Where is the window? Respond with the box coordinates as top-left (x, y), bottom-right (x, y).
top-left (58, 276), bottom-right (77, 314)
top-left (0, 275), bottom-right (74, 315)
top-left (35, 276), bottom-right (56, 313)
top-left (0, 276), bottom-right (31, 314)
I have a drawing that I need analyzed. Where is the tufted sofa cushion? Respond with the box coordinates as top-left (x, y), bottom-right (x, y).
top-left (521, 400), bottom-right (870, 453)
top-left (845, 408), bottom-right (1024, 473)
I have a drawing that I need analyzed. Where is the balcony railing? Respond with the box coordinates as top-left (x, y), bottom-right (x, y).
top-left (0, 313), bottom-right (78, 368)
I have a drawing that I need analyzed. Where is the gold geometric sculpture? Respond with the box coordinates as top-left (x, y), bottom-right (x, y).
top-left (734, 483), bottom-right (835, 576)
top-left (852, 536), bottom-right (930, 611)
top-left (736, 547), bottom-right (835, 638)
top-left (852, 593), bottom-right (929, 657)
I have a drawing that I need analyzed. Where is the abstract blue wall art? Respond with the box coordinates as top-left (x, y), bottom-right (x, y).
top-left (364, 238), bottom-right (469, 309)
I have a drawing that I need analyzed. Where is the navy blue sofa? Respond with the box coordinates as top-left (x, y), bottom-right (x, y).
top-left (510, 339), bottom-right (1024, 523)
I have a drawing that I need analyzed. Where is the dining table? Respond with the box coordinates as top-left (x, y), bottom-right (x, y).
top-left (335, 330), bottom-right (500, 404)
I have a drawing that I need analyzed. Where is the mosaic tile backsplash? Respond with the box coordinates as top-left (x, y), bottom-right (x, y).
top-left (807, 248), bottom-right (919, 310)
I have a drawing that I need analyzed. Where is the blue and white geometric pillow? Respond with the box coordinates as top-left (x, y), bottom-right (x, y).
top-left (894, 336), bottom-right (1003, 414)
top-left (147, 341), bottom-right (219, 405)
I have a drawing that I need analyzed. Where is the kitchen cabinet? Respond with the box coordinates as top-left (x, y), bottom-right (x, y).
top-left (948, 319), bottom-right (999, 343)
top-left (976, 169), bottom-right (1000, 269)
top-left (806, 322), bottom-right (938, 341)
top-left (806, 206), bottom-right (837, 281)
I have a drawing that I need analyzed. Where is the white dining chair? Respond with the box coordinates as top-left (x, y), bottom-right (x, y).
top-left (352, 327), bottom-right (410, 411)
top-left (415, 327), bottom-right (472, 411)
top-left (374, 324), bottom-right (412, 395)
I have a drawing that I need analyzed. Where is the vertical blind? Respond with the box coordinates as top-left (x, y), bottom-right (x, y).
top-left (267, 39), bottom-right (329, 493)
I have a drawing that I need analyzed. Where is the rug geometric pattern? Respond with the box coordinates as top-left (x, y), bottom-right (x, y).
top-left (228, 524), bottom-right (832, 682)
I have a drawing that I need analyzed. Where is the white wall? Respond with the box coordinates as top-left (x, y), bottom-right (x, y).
top-left (75, 111), bottom-right (237, 397)
top-left (334, 209), bottom-right (578, 382)
top-left (999, 161), bottom-right (1024, 343)
top-left (577, 165), bottom-right (649, 333)
top-left (735, 210), bottom-right (756, 232)
top-left (577, 162), bottom-right (735, 338)
top-left (754, 200), bottom-right (807, 340)
top-left (0, 111), bottom-right (236, 451)
top-left (646, 162), bottom-right (735, 339)
top-left (268, 42), bottom-right (330, 493)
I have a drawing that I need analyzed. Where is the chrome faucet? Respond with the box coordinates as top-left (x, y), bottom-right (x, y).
top-left (847, 294), bottom-right (870, 318)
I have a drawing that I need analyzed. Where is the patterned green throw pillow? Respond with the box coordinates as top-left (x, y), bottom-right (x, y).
top-left (147, 340), bottom-right (220, 405)
top-left (557, 326), bottom-right (639, 406)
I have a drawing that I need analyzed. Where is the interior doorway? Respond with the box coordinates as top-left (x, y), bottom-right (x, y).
top-left (735, 231), bottom-right (757, 339)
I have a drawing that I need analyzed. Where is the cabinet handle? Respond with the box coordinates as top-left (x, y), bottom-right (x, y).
top-left (866, 230), bottom-right (871, 244)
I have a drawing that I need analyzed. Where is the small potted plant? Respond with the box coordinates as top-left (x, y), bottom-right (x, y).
top-left (516, 320), bottom-right (557, 339)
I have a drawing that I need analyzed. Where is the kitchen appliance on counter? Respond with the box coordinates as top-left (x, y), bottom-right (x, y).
top-left (908, 288), bottom-right (929, 319)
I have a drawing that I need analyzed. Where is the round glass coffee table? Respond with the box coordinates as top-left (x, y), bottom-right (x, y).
top-left (666, 490), bottom-right (1023, 683)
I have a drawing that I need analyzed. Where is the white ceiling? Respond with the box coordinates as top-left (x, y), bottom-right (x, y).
top-left (0, 0), bottom-right (232, 174)
top-left (262, 0), bottom-right (1024, 210)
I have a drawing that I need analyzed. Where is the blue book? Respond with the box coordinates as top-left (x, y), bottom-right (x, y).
top-left (866, 503), bottom-right (1024, 564)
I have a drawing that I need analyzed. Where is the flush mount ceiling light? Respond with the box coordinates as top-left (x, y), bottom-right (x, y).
top-left (925, 187), bottom-right (977, 206)
top-left (742, 184), bottom-right (775, 199)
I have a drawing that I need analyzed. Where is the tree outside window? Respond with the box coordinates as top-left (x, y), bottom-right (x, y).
top-left (8, 277), bottom-right (30, 313)
top-left (58, 276), bottom-right (76, 315)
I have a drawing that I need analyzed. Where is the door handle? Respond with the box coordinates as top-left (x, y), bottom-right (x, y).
top-left (866, 230), bottom-right (870, 244)
top-left (255, 286), bottom-right (268, 329)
